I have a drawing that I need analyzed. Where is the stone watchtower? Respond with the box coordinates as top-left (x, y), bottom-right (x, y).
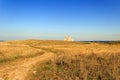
top-left (64, 36), bottom-right (74, 41)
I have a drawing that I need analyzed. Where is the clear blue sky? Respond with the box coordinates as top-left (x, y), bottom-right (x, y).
top-left (0, 0), bottom-right (120, 41)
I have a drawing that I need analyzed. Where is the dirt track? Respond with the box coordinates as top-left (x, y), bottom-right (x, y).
top-left (0, 52), bottom-right (55, 80)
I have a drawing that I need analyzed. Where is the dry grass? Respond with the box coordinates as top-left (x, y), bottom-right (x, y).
top-left (0, 41), bottom-right (44, 63)
top-left (0, 40), bottom-right (120, 80)
top-left (28, 53), bottom-right (120, 80)
top-left (24, 40), bottom-right (120, 80)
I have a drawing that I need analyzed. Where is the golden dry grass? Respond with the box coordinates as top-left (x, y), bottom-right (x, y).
top-left (0, 41), bottom-right (44, 63)
top-left (0, 40), bottom-right (120, 80)
top-left (23, 40), bottom-right (120, 80)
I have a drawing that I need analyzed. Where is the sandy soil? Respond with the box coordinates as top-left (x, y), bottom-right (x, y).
top-left (0, 52), bottom-right (55, 80)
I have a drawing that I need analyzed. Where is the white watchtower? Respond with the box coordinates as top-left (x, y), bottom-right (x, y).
top-left (64, 36), bottom-right (74, 41)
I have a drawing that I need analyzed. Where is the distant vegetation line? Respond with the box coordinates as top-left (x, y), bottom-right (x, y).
top-left (79, 41), bottom-right (120, 44)
top-left (0, 40), bottom-right (5, 42)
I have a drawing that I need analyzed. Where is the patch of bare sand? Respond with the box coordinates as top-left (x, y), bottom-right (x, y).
top-left (0, 52), bottom-right (55, 80)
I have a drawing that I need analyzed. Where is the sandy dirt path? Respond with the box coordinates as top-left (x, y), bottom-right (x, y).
top-left (0, 52), bottom-right (55, 80)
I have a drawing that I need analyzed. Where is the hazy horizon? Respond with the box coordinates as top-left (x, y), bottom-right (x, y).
top-left (0, 0), bottom-right (120, 41)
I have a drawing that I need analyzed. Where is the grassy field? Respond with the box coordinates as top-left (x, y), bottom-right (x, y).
top-left (0, 40), bottom-right (120, 80)
top-left (0, 40), bottom-right (44, 63)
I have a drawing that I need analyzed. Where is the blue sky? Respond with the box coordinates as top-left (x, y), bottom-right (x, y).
top-left (0, 0), bottom-right (120, 41)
